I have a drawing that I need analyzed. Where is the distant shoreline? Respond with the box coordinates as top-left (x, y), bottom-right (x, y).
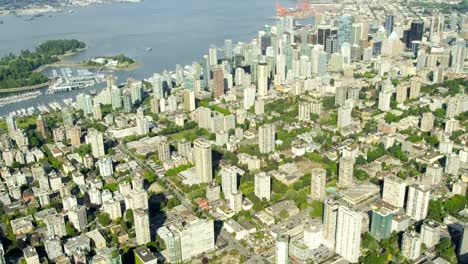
top-left (2, 48), bottom-right (140, 94)
top-left (0, 0), bottom-right (142, 17)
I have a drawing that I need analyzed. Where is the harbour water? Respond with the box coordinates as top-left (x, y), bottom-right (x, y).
top-left (0, 0), bottom-right (305, 116)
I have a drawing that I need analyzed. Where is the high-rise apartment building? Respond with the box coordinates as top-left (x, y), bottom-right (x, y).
top-left (193, 138), bottom-right (213, 183)
top-left (402, 231), bottom-right (422, 261)
top-left (275, 234), bottom-right (290, 264)
top-left (255, 172), bottom-right (271, 201)
top-left (310, 168), bottom-right (326, 200)
top-left (338, 156), bottom-right (355, 187)
top-left (258, 124), bottom-right (275, 154)
top-left (370, 208), bottom-right (393, 241)
top-left (382, 175), bottom-right (407, 208)
top-left (335, 205), bottom-right (362, 263)
top-left (406, 184), bottom-right (430, 221)
top-left (134, 209), bottom-right (151, 245)
top-left (87, 129), bottom-right (105, 158)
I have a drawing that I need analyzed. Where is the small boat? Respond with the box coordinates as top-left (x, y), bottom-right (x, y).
top-left (145, 47), bottom-right (152, 52)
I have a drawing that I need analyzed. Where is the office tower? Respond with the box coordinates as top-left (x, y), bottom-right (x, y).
top-left (420, 112), bottom-right (434, 132)
top-left (337, 104), bottom-right (352, 128)
top-left (421, 220), bottom-right (440, 248)
top-left (134, 209), bottom-right (151, 245)
top-left (445, 153), bottom-right (461, 176)
top-left (209, 47), bottom-right (217, 67)
top-left (406, 21), bottom-right (424, 48)
top-left (335, 205), bottom-right (362, 263)
top-left (351, 23), bottom-right (362, 46)
top-left (325, 34), bottom-right (339, 57)
top-left (396, 85), bottom-right (407, 103)
top-left (163, 219), bottom-right (214, 262)
top-left (136, 108), bottom-right (149, 136)
top-left (6, 113), bottom-right (17, 137)
top-left (224, 39), bottom-right (233, 59)
top-left (183, 90), bottom-right (195, 112)
top-left (429, 13), bottom-right (444, 41)
top-left (370, 208), bottom-right (393, 241)
top-left (87, 129), bottom-right (105, 158)
top-left (68, 206), bottom-right (87, 232)
top-left (203, 54), bottom-right (210, 89)
top-left (318, 51), bottom-right (328, 75)
top-left (341, 42), bottom-right (351, 64)
top-left (459, 223), bottom-right (468, 263)
top-left (97, 157), bottom-right (113, 177)
top-left (45, 214), bottom-right (67, 238)
top-left (212, 65), bottom-right (225, 98)
top-left (338, 156), bottom-right (354, 187)
top-left (243, 86), bottom-right (256, 110)
top-left (338, 14), bottom-right (353, 48)
top-left (76, 93), bottom-right (93, 115)
top-left (103, 198), bottom-right (122, 220)
top-left (402, 231), bottom-right (422, 261)
top-left (409, 77), bottom-right (421, 99)
top-left (258, 124), bottom-right (275, 153)
top-left (451, 38), bottom-right (466, 73)
top-left (310, 168), bottom-right (326, 200)
top-left (298, 102), bottom-right (311, 122)
top-left (382, 175), bottom-right (407, 207)
top-left (257, 62), bottom-right (268, 96)
top-left (384, 15), bottom-right (394, 35)
top-left (221, 167), bottom-right (237, 198)
top-left (275, 234), bottom-right (289, 264)
top-left (378, 90), bottom-right (392, 112)
top-left (157, 137), bottom-right (171, 162)
top-left (406, 184), bottom-right (430, 221)
top-left (36, 114), bottom-right (47, 139)
top-left (335, 86), bottom-right (347, 106)
top-left (317, 24), bottom-right (332, 46)
top-left (323, 199), bottom-right (340, 248)
top-left (193, 138), bottom-right (212, 183)
top-left (255, 172), bottom-right (271, 201)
